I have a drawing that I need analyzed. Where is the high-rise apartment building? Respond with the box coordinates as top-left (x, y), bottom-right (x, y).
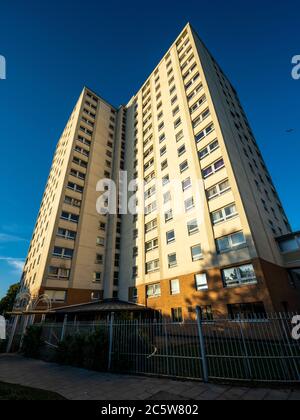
top-left (19, 23), bottom-right (300, 319)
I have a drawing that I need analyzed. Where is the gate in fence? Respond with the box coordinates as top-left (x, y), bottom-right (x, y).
top-left (18, 312), bottom-right (300, 384)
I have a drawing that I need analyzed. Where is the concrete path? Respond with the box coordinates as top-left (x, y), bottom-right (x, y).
top-left (0, 354), bottom-right (299, 400)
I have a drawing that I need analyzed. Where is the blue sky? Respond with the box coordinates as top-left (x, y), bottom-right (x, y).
top-left (0, 0), bottom-right (299, 298)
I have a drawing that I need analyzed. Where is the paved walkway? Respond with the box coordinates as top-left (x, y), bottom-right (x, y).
top-left (0, 354), bottom-right (300, 400)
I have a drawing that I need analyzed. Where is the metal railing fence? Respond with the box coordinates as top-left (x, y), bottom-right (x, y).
top-left (10, 312), bottom-right (300, 384)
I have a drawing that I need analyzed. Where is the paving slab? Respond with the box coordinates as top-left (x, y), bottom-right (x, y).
top-left (0, 354), bottom-right (299, 401)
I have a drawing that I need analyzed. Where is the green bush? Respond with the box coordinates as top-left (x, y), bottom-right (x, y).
top-left (21, 326), bottom-right (43, 358)
top-left (56, 328), bottom-right (109, 371)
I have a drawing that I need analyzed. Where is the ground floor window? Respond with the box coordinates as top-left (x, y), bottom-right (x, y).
top-left (199, 305), bottom-right (213, 321)
top-left (227, 302), bottom-right (266, 320)
top-left (171, 307), bottom-right (183, 323)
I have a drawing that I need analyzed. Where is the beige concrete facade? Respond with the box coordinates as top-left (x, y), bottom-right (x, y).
top-left (19, 23), bottom-right (300, 318)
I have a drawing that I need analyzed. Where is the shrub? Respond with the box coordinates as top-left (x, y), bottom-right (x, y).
top-left (56, 328), bottom-right (109, 371)
top-left (21, 326), bottom-right (43, 358)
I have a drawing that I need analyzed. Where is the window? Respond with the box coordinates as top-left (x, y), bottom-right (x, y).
top-left (195, 123), bottom-right (214, 143)
top-left (176, 130), bottom-right (184, 142)
top-left (198, 305), bottom-right (213, 321)
top-left (206, 179), bottom-right (230, 200)
top-left (53, 247), bottom-right (73, 259)
top-left (185, 72), bottom-right (200, 90)
top-left (158, 144), bottom-right (166, 157)
top-left (67, 182), bottom-right (84, 193)
top-left (164, 209), bottom-right (173, 223)
top-left (174, 118), bottom-right (182, 129)
top-left (170, 85), bottom-right (176, 95)
top-left (179, 160), bottom-right (189, 173)
top-left (57, 228), bottom-right (76, 240)
top-left (48, 267), bottom-right (70, 279)
top-left (93, 272), bottom-right (101, 283)
top-left (170, 279), bottom-right (180, 295)
top-left (145, 201), bottom-right (157, 215)
top-left (163, 191), bottom-right (171, 204)
top-left (168, 253), bottom-right (177, 268)
top-left (146, 259), bottom-right (160, 274)
top-left (222, 264), bottom-right (257, 288)
top-left (99, 222), bottom-right (106, 231)
top-left (145, 185), bottom-right (156, 199)
top-left (183, 63), bottom-right (197, 79)
top-left (212, 204), bottom-right (238, 225)
top-left (187, 219), bottom-right (199, 235)
top-left (64, 196), bottom-right (81, 207)
top-left (171, 95), bottom-right (178, 105)
top-left (70, 169), bottom-right (85, 180)
top-left (91, 291), bottom-right (102, 301)
top-left (161, 159), bottom-right (168, 171)
top-left (145, 219), bottom-right (157, 233)
top-left (172, 106), bottom-right (180, 116)
top-left (192, 108), bottom-right (210, 128)
top-left (171, 307), bottom-right (183, 323)
top-left (96, 237), bottom-right (105, 247)
top-left (184, 197), bottom-right (194, 212)
top-left (145, 238), bottom-right (158, 252)
top-left (166, 230), bottom-right (175, 244)
top-left (228, 302), bottom-right (266, 320)
top-left (216, 232), bottom-right (246, 253)
top-left (144, 158), bottom-right (154, 171)
top-left (198, 139), bottom-right (219, 159)
top-left (278, 237), bottom-right (300, 253)
top-left (191, 244), bottom-right (202, 261)
top-left (44, 290), bottom-right (66, 302)
top-left (182, 177), bottom-right (192, 191)
top-left (195, 273), bottom-right (208, 291)
top-left (95, 254), bottom-right (103, 264)
top-left (61, 212), bottom-right (79, 223)
top-left (147, 283), bottom-right (161, 297)
top-left (159, 133), bottom-right (166, 143)
top-left (132, 268), bottom-right (138, 280)
top-left (202, 158), bottom-right (225, 178)
top-left (158, 122), bottom-right (164, 131)
top-left (187, 83), bottom-right (203, 102)
top-left (162, 174), bottom-right (170, 186)
top-left (177, 144), bottom-right (186, 157)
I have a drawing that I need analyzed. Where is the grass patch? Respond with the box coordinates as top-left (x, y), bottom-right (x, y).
top-left (0, 381), bottom-right (66, 400)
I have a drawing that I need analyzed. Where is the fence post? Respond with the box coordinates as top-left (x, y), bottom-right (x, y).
top-left (108, 312), bottom-right (114, 371)
top-left (237, 316), bottom-right (253, 380)
top-left (196, 306), bottom-right (209, 383)
top-left (6, 315), bottom-right (19, 353)
top-left (60, 314), bottom-right (68, 342)
top-left (19, 315), bottom-right (30, 351)
top-left (163, 319), bottom-right (170, 376)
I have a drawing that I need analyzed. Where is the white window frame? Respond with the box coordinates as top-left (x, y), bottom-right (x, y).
top-left (170, 279), bottom-right (180, 295)
top-left (187, 219), bottom-right (199, 235)
top-left (191, 244), bottom-right (203, 261)
top-left (222, 264), bottom-right (257, 288)
top-left (195, 123), bottom-right (214, 143)
top-left (202, 158), bottom-right (225, 179)
top-left (195, 274), bottom-right (208, 291)
top-left (166, 230), bottom-right (176, 244)
top-left (199, 139), bottom-right (219, 160)
top-left (168, 253), bottom-right (177, 269)
top-left (216, 232), bottom-right (246, 253)
top-left (212, 204), bottom-right (238, 225)
top-left (206, 179), bottom-right (231, 200)
top-left (146, 259), bottom-right (160, 274)
top-left (147, 283), bottom-right (161, 298)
